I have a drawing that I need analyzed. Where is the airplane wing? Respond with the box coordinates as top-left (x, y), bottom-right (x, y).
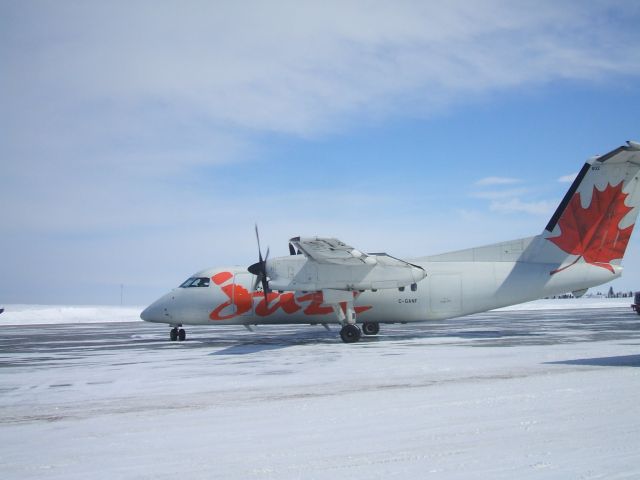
top-left (289, 237), bottom-right (375, 265)
top-left (268, 236), bottom-right (427, 293)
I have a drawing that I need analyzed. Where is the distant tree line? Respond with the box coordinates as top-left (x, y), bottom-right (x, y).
top-left (546, 288), bottom-right (634, 299)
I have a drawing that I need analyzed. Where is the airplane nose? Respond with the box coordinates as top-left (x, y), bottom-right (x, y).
top-left (140, 303), bottom-right (159, 322)
top-left (140, 305), bottom-right (151, 322)
top-left (140, 295), bottom-right (171, 323)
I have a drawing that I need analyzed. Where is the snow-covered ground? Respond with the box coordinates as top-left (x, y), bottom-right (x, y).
top-left (1, 305), bottom-right (639, 479)
top-left (495, 297), bottom-right (633, 311)
top-left (0, 304), bottom-right (144, 325)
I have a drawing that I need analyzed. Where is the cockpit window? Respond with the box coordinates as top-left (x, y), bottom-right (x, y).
top-left (179, 277), bottom-right (210, 288)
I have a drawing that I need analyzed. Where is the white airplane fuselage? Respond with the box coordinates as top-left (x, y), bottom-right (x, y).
top-left (142, 236), bottom-right (620, 327)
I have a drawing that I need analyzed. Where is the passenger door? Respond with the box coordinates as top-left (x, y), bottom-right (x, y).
top-left (429, 273), bottom-right (462, 315)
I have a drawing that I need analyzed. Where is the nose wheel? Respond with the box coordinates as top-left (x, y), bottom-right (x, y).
top-left (170, 326), bottom-right (186, 341)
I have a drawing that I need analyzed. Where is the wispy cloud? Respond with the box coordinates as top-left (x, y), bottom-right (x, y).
top-left (475, 177), bottom-right (522, 187)
top-left (4, 2), bottom-right (640, 140)
top-left (489, 198), bottom-right (556, 216)
top-left (558, 173), bottom-right (577, 183)
top-left (472, 184), bottom-right (554, 217)
top-left (470, 188), bottom-right (530, 200)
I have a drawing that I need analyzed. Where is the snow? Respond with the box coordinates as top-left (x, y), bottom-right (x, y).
top-left (0, 304), bottom-right (144, 325)
top-left (1, 307), bottom-right (639, 478)
top-left (495, 297), bottom-right (633, 311)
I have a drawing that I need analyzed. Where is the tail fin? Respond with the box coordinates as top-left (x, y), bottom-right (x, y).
top-left (543, 141), bottom-right (640, 273)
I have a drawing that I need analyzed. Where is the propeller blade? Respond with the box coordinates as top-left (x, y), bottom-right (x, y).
top-left (249, 224), bottom-right (271, 300)
top-left (247, 262), bottom-right (261, 276)
top-left (261, 246), bottom-right (271, 301)
top-left (255, 224), bottom-right (263, 263)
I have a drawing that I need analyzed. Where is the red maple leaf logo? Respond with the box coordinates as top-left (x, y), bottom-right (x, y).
top-left (548, 181), bottom-right (634, 274)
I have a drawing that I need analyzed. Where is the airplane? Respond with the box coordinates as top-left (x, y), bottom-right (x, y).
top-left (141, 141), bottom-right (640, 343)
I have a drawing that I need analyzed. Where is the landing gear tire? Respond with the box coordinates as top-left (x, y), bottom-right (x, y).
top-left (340, 324), bottom-right (362, 343)
top-left (178, 328), bottom-right (186, 341)
top-left (170, 327), bottom-right (178, 341)
top-left (362, 321), bottom-right (380, 336)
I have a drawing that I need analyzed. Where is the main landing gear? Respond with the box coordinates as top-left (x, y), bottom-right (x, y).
top-left (334, 304), bottom-right (381, 343)
top-left (322, 290), bottom-right (380, 343)
top-left (322, 290), bottom-right (382, 343)
top-left (170, 326), bottom-right (186, 341)
top-left (340, 324), bottom-right (361, 343)
top-left (339, 322), bottom-right (380, 342)
top-left (362, 321), bottom-right (380, 336)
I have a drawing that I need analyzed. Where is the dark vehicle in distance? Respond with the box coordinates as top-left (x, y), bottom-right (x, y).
top-left (631, 292), bottom-right (640, 315)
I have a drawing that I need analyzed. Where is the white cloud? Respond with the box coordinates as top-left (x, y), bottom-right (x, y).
top-left (474, 177), bottom-right (523, 187)
top-left (558, 173), bottom-right (577, 183)
top-left (489, 198), bottom-right (556, 216)
top-left (3, 1), bottom-right (640, 139)
top-left (472, 185), bottom-right (554, 217)
top-left (472, 185), bottom-right (556, 217)
top-left (470, 188), bottom-right (530, 200)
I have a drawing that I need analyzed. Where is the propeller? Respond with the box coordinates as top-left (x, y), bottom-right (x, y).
top-left (248, 224), bottom-right (271, 301)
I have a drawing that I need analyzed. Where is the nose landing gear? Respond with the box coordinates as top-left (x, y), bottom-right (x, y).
top-left (170, 326), bottom-right (186, 341)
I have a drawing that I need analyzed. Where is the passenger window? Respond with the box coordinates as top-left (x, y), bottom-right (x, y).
top-left (410, 283), bottom-right (417, 292)
top-left (399, 286), bottom-right (405, 292)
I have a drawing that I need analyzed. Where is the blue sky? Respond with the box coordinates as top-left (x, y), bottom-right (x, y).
top-left (2, 1), bottom-right (640, 305)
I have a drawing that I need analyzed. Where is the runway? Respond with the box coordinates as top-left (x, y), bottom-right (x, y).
top-left (1, 306), bottom-right (640, 478)
top-left (3, 306), bottom-right (640, 360)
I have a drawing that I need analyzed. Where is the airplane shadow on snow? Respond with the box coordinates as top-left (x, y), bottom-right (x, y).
top-left (208, 330), bottom-right (338, 355)
top-left (204, 328), bottom-right (463, 355)
top-left (546, 354), bottom-right (640, 368)
top-left (206, 328), bottom-right (542, 355)
top-left (210, 343), bottom-right (292, 355)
